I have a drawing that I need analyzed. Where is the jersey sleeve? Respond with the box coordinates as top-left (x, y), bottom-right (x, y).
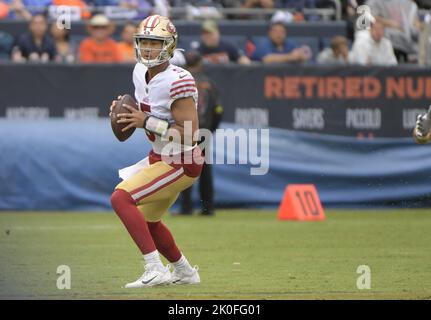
top-left (168, 70), bottom-right (198, 109)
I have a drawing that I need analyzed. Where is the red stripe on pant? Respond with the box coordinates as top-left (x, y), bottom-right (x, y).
top-left (134, 172), bottom-right (185, 203)
top-left (129, 167), bottom-right (178, 201)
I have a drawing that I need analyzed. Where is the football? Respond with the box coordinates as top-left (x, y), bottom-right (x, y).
top-left (110, 94), bottom-right (139, 142)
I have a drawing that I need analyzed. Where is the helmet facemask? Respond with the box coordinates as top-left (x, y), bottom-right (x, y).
top-left (134, 35), bottom-right (176, 68)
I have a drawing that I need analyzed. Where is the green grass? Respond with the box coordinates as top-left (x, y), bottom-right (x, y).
top-left (1, 209), bottom-right (431, 300)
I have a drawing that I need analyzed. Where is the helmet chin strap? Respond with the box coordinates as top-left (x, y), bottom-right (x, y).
top-left (141, 50), bottom-right (168, 68)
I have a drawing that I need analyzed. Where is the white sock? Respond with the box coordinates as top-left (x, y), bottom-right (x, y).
top-left (172, 254), bottom-right (194, 273)
top-left (143, 250), bottom-right (163, 267)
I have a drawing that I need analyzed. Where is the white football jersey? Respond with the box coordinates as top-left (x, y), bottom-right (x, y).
top-left (133, 62), bottom-right (198, 155)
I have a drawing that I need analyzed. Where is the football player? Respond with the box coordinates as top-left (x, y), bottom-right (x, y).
top-left (109, 15), bottom-right (203, 288)
top-left (413, 106), bottom-right (431, 144)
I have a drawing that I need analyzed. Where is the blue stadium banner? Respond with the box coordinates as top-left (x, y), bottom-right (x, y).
top-left (0, 63), bottom-right (430, 137)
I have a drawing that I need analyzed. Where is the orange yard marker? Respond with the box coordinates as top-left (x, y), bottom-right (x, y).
top-left (277, 184), bottom-right (325, 221)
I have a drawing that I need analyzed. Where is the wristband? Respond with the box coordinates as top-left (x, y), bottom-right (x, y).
top-left (144, 115), bottom-right (170, 137)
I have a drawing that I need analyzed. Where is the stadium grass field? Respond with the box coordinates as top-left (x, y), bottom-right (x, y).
top-left (1, 209), bottom-right (430, 300)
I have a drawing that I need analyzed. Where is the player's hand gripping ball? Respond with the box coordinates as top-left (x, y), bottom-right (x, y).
top-left (110, 94), bottom-right (139, 142)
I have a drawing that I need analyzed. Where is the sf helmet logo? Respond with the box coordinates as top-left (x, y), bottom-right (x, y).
top-left (167, 22), bottom-right (176, 35)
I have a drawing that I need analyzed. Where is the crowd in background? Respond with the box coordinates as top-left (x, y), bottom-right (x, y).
top-left (1, 0), bottom-right (430, 21)
top-left (0, 0), bottom-right (430, 65)
top-left (0, 1), bottom-right (376, 21)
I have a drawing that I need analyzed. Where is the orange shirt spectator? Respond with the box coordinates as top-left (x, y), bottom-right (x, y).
top-left (79, 38), bottom-right (122, 63)
top-left (52, 0), bottom-right (90, 19)
top-left (0, 1), bottom-right (9, 19)
top-left (117, 42), bottom-right (134, 61)
top-left (79, 14), bottom-right (122, 63)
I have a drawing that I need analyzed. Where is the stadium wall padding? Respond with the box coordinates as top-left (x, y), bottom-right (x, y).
top-left (1, 63), bottom-right (431, 137)
top-left (1, 120), bottom-right (431, 211)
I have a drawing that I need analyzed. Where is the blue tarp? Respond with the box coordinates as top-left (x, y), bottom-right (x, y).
top-left (1, 119), bottom-right (431, 210)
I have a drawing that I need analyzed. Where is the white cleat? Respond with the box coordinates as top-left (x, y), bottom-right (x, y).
top-left (125, 264), bottom-right (172, 288)
top-left (170, 266), bottom-right (200, 285)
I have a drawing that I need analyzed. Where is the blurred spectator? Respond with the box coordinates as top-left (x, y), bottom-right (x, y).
top-left (0, 0), bottom-right (9, 19)
top-left (172, 0), bottom-right (220, 5)
top-left (415, 0), bottom-right (431, 9)
top-left (11, 13), bottom-right (56, 62)
top-left (241, 0), bottom-right (274, 19)
top-left (366, 0), bottom-right (422, 63)
top-left (344, 0), bottom-right (366, 41)
top-left (275, 0), bottom-right (315, 9)
top-left (351, 20), bottom-right (397, 65)
top-left (251, 22), bottom-right (311, 64)
top-left (90, 0), bottom-right (119, 5)
top-left (177, 50), bottom-right (223, 217)
top-left (275, 0), bottom-right (315, 20)
top-left (271, 9), bottom-right (317, 24)
top-left (117, 22), bottom-right (136, 63)
top-left (217, 0), bottom-right (244, 19)
top-left (193, 20), bottom-right (251, 65)
top-left (106, 0), bottom-right (168, 17)
top-left (119, 0), bottom-right (152, 19)
top-left (171, 0), bottom-right (223, 12)
top-left (50, 23), bottom-right (76, 63)
top-left (52, 0), bottom-right (91, 19)
top-left (243, 0), bottom-right (274, 9)
top-left (317, 35), bottom-right (351, 65)
top-left (271, 10), bottom-right (294, 24)
top-left (23, 0), bottom-right (52, 15)
top-left (185, 5), bottom-right (223, 21)
top-left (79, 14), bottom-right (122, 63)
top-left (6, 0), bottom-right (32, 20)
top-left (182, 0), bottom-right (252, 20)
top-left (153, 0), bottom-right (170, 17)
top-left (344, 0), bottom-right (366, 19)
top-left (0, 31), bottom-right (14, 60)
